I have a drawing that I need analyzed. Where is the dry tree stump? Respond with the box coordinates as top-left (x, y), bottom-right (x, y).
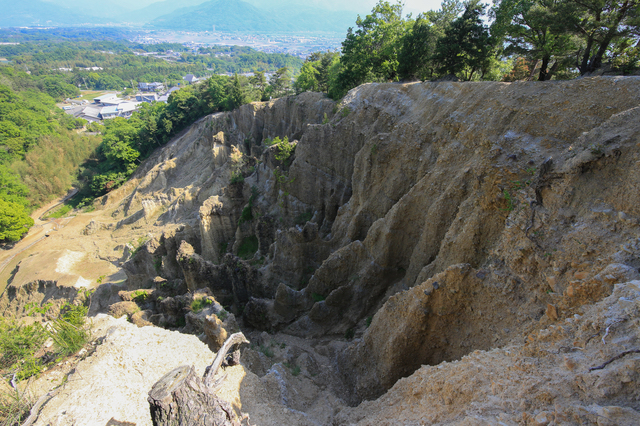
top-left (148, 332), bottom-right (249, 426)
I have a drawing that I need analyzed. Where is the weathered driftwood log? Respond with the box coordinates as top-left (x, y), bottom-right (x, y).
top-left (148, 332), bottom-right (249, 426)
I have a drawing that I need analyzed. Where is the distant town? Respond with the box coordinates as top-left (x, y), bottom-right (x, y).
top-left (61, 75), bottom-right (204, 122)
top-left (130, 31), bottom-right (344, 59)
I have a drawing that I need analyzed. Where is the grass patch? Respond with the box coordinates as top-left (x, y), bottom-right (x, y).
top-left (230, 171), bottom-right (244, 184)
top-left (191, 298), bottom-right (213, 313)
top-left (365, 316), bottom-right (373, 328)
top-left (130, 236), bottom-right (149, 257)
top-left (239, 206), bottom-right (253, 225)
top-left (43, 203), bottom-right (73, 219)
top-left (0, 302), bottom-right (89, 382)
top-left (284, 361), bottom-right (301, 376)
top-left (344, 328), bottom-right (355, 340)
top-left (237, 235), bottom-right (259, 260)
top-left (131, 290), bottom-right (149, 304)
top-left (0, 387), bottom-right (33, 426)
top-left (502, 189), bottom-right (514, 212)
top-left (216, 309), bottom-right (228, 321)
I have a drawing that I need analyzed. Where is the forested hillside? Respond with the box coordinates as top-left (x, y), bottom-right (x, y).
top-left (0, 37), bottom-right (303, 91)
top-left (0, 66), bottom-right (99, 241)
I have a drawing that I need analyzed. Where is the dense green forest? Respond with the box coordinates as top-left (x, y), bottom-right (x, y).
top-left (0, 36), bottom-right (303, 91)
top-left (294, 0), bottom-right (640, 99)
top-left (0, 65), bottom-right (99, 241)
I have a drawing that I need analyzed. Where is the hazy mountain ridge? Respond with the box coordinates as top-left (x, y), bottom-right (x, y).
top-left (1, 0), bottom-right (358, 33)
top-left (119, 0), bottom-right (209, 24)
top-left (148, 0), bottom-right (357, 33)
top-left (0, 0), bottom-right (109, 27)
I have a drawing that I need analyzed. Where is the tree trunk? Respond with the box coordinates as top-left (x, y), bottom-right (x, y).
top-left (148, 332), bottom-right (249, 426)
top-left (538, 55), bottom-right (550, 81)
top-left (148, 366), bottom-right (240, 426)
top-left (579, 37), bottom-right (594, 74)
top-left (545, 61), bottom-right (559, 81)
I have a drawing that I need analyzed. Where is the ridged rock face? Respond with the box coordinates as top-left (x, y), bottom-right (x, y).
top-left (11, 78), bottom-right (640, 425)
top-left (278, 79), bottom-right (640, 401)
top-left (101, 79), bottom-right (640, 358)
top-left (98, 92), bottom-right (336, 266)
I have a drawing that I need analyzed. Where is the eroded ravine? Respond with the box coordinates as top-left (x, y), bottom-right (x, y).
top-left (3, 79), bottom-right (640, 425)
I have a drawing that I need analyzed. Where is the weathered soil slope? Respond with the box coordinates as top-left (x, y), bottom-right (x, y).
top-left (3, 78), bottom-right (640, 425)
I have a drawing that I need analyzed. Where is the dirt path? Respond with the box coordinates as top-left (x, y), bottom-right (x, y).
top-left (0, 189), bottom-right (78, 276)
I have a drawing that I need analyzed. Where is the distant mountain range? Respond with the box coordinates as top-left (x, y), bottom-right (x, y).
top-left (0, 0), bottom-right (107, 27)
top-left (148, 0), bottom-right (357, 33)
top-left (0, 0), bottom-right (359, 34)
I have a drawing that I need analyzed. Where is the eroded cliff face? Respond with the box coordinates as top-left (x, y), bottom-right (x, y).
top-left (5, 78), bottom-right (640, 425)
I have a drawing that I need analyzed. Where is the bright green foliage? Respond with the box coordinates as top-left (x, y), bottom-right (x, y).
top-left (49, 317), bottom-right (88, 357)
top-left (0, 199), bottom-right (33, 242)
top-left (87, 76), bottom-right (258, 197)
top-left (336, 1), bottom-right (408, 97)
top-left (269, 136), bottom-right (295, 165)
top-left (398, 16), bottom-right (439, 80)
top-left (226, 74), bottom-right (247, 110)
top-left (0, 65), bottom-right (99, 239)
top-left (294, 62), bottom-right (320, 93)
top-left (191, 298), bottom-right (213, 313)
top-left (570, 0), bottom-right (640, 75)
top-left (0, 386), bottom-right (34, 425)
top-left (250, 71), bottom-right (269, 101)
top-left (0, 39), bottom-right (301, 92)
top-left (0, 319), bottom-right (47, 378)
top-left (610, 37), bottom-right (640, 74)
top-left (433, 2), bottom-right (495, 80)
top-left (42, 204), bottom-right (73, 220)
top-left (0, 166), bottom-right (30, 208)
top-left (398, 0), bottom-right (464, 80)
top-left (0, 302), bottom-right (88, 381)
top-left (298, 51), bottom-right (340, 94)
top-left (0, 83), bottom-right (59, 164)
top-left (131, 290), bottom-right (149, 304)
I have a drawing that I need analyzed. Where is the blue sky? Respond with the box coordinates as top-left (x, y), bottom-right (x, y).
top-left (354, 0), bottom-right (444, 15)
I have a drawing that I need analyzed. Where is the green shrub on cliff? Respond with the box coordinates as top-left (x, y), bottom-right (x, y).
top-left (0, 302), bottom-right (89, 382)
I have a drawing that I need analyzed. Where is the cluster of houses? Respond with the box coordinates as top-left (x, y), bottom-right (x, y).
top-left (74, 93), bottom-right (142, 122)
top-left (64, 74), bottom-right (202, 122)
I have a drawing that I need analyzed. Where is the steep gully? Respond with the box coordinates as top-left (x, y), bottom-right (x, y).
top-left (4, 78), bottom-right (640, 424)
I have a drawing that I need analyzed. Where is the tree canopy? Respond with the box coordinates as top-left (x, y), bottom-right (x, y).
top-left (293, 0), bottom-right (639, 98)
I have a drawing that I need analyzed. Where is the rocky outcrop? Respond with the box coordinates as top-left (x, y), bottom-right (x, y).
top-left (9, 78), bottom-right (640, 425)
top-left (334, 280), bottom-right (640, 425)
top-left (101, 80), bottom-right (640, 392)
